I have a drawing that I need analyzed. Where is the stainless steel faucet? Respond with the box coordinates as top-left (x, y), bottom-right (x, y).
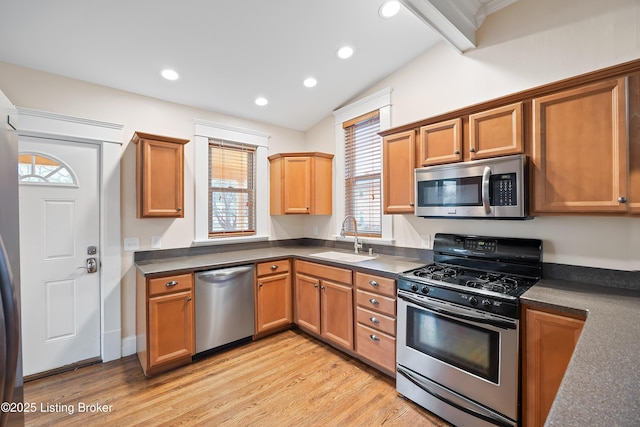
top-left (340, 215), bottom-right (363, 254)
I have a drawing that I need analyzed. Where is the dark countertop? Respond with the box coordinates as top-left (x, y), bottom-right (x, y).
top-left (134, 246), bottom-right (426, 278)
top-left (521, 280), bottom-right (640, 427)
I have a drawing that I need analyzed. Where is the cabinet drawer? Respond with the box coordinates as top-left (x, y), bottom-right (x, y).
top-left (295, 260), bottom-right (352, 285)
top-left (256, 259), bottom-right (290, 277)
top-left (356, 307), bottom-right (395, 336)
top-left (356, 289), bottom-right (395, 316)
top-left (148, 273), bottom-right (193, 297)
top-left (356, 323), bottom-right (395, 373)
top-left (355, 272), bottom-right (395, 297)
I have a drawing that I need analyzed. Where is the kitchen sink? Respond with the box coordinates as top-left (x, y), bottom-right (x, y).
top-left (309, 251), bottom-right (377, 263)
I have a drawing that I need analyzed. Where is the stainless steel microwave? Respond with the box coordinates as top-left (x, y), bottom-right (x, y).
top-left (414, 154), bottom-right (529, 219)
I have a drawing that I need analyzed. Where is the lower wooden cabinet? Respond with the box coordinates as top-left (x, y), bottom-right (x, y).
top-left (522, 305), bottom-right (585, 427)
top-left (255, 259), bottom-right (292, 336)
top-left (136, 271), bottom-right (195, 376)
top-left (354, 272), bottom-right (396, 374)
top-left (294, 260), bottom-right (354, 351)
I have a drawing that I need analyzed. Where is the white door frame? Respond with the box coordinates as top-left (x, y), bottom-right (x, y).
top-left (12, 107), bottom-right (123, 363)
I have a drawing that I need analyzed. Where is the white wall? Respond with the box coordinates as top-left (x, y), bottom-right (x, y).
top-left (305, 0), bottom-right (640, 271)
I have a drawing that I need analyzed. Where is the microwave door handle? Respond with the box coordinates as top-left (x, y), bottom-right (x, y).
top-left (482, 166), bottom-right (491, 214)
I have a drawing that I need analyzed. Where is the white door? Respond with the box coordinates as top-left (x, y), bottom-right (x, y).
top-left (18, 136), bottom-right (101, 377)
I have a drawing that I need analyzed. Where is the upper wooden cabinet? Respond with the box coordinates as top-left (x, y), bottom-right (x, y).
top-left (131, 132), bottom-right (189, 218)
top-left (269, 152), bottom-right (333, 215)
top-left (469, 102), bottom-right (523, 160)
top-left (531, 78), bottom-right (629, 214)
top-left (382, 130), bottom-right (415, 214)
top-left (418, 118), bottom-right (462, 166)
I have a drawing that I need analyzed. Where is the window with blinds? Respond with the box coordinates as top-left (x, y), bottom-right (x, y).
top-left (343, 110), bottom-right (382, 237)
top-left (208, 140), bottom-right (256, 237)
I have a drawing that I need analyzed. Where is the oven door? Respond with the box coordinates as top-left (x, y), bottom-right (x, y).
top-left (397, 290), bottom-right (519, 422)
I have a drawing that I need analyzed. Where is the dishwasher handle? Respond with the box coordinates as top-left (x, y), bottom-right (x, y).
top-left (196, 265), bottom-right (254, 283)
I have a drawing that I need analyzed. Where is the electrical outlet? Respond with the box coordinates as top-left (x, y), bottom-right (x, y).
top-left (151, 236), bottom-right (162, 249)
top-left (421, 234), bottom-right (433, 249)
top-left (123, 237), bottom-right (140, 252)
top-left (313, 226), bottom-right (319, 237)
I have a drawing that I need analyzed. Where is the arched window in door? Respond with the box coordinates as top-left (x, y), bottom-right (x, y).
top-left (18, 152), bottom-right (77, 186)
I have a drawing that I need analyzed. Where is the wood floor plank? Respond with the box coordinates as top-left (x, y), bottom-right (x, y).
top-left (24, 329), bottom-right (451, 426)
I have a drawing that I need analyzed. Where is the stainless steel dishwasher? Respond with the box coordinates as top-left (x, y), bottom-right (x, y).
top-left (194, 265), bottom-right (255, 354)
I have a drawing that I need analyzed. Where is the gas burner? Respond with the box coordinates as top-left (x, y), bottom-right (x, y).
top-left (465, 280), bottom-right (513, 294)
top-left (413, 264), bottom-right (459, 281)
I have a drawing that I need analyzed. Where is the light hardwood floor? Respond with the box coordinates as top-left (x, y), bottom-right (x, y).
top-left (24, 329), bottom-right (451, 426)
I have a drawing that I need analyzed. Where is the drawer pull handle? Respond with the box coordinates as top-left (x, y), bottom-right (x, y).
top-left (165, 281), bottom-right (178, 287)
top-left (368, 280), bottom-right (379, 287)
top-left (369, 298), bottom-right (379, 305)
top-left (370, 317), bottom-right (380, 324)
top-left (369, 334), bottom-right (380, 341)
top-left (270, 265), bottom-right (278, 270)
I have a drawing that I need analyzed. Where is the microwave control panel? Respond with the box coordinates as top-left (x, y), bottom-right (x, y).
top-left (491, 173), bottom-right (517, 206)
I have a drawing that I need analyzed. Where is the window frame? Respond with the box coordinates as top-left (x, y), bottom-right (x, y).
top-left (333, 87), bottom-right (393, 244)
top-left (194, 120), bottom-right (269, 244)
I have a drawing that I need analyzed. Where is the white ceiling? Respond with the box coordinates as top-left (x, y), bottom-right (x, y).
top-left (0, 0), bottom-right (514, 132)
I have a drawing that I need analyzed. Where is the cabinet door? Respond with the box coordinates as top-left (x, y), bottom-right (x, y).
top-left (523, 308), bottom-right (585, 427)
top-left (418, 118), bottom-right (462, 166)
top-left (383, 130), bottom-right (416, 214)
top-left (256, 272), bottom-right (292, 333)
top-left (139, 138), bottom-right (185, 218)
top-left (283, 156), bottom-right (311, 214)
top-left (148, 290), bottom-right (194, 368)
top-left (295, 273), bottom-right (320, 334)
top-left (321, 280), bottom-right (354, 351)
top-left (532, 78), bottom-right (628, 213)
top-left (628, 72), bottom-right (640, 213)
top-left (469, 102), bottom-right (523, 160)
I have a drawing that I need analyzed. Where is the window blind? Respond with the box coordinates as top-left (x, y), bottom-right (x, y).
top-left (208, 140), bottom-right (256, 237)
top-left (343, 111), bottom-right (382, 237)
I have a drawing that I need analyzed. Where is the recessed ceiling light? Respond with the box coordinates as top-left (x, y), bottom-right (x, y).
top-left (255, 97), bottom-right (269, 106)
top-left (379, 1), bottom-right (401, 18)
top-left (303, 77), bottom-right (318, 88)
top-left (337, 46), bottom-right (354, 59)
top-left (161, 69), bottom-right (179, 81)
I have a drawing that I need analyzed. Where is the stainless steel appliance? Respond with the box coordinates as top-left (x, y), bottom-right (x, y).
top-left (414, 154), bottom-right (528, 219)
top-left (195, 265), bottom-right (255, 354)
top-left (396, 233), bottom-right (542, 427)
top-left (1, 90), bottom-right (24, 427)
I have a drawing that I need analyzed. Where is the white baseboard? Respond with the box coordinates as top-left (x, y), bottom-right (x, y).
top-left (121, 335), bottom-right (137, 357)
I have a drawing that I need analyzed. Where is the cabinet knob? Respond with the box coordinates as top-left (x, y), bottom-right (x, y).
top-left (618, 196), bottom-right (628, 203)
top-left (409, 203), bottom-right (415, 207)
top-left (454, 150), bottom-right (460, 155)
top-left (313, 283), bottom-right (319, 288)
top-left (369, 334), bottom-right (380, 341)
top-left (270, 265), bottom-right (278, 270)
top-left (186, 296), bottom-right (192, 301)
top-left (369, 298), bottom-right (379, 305)
top-left (369, 280), bottom-right (379, 287)
top-left (321, 285), bottom-right (326, 290)
top-left (165, 281), bottom-right (178, 287)
top-left (470, 147), bottom-right (476, 153)
top-left (259, 283), bottom-right (263, 288)
top-left (177, 207), bottom-right (182, 212)
top-left (370, 317), bottom-right (380, 324)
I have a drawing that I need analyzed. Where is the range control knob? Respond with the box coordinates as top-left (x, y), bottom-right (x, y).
top-left (469, 296), bottom-right (478, 306)
top-left (421, 285), bottom-right (429, 294)
top-left (411, 284), bottom-right (419, 292)
top-left (482, 299), bottom-right (493, 308)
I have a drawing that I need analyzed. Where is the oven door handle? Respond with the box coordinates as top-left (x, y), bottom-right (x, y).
top-left (398, 293), bottom-right (516, 330)
top-left (397, 366), bottom-right (515, 427)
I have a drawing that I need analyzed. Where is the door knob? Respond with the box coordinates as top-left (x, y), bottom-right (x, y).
top-left (86, 258), bottom-right (98, 274)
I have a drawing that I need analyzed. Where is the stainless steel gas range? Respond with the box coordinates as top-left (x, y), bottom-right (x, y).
top-left (396, 233), bottom-right (542, 427)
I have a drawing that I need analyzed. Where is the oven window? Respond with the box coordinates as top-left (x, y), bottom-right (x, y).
top-left (406, 306), bottom-right (499, 383)
top-left (418, 177), bottom-right (482, 207)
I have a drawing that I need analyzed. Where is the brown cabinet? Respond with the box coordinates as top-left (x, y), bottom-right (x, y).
top-left (354, 272), bottom-right (396, 375)
top-left (628, 72), bottom-right (640, 213)
top-left (469, 102), bottom-right (523, 160)
top-left (522, 305), bottom-right (585, 427)
top-left (269, 152), bottom-right (333, 215)
top-left (382, 130), bottom-right (415, 214)
top-left (531, 78), bottom-right (629, 213)
top-left (255, 259), bottom-right (292, 336)
top-left (131, 132), bottom-right (189, 218)
top-left (136, 271), bottom-right (195, 376)
top-left (294, 260), bottom-right (353, 351)
top-left (418, 118), bottom-right (462, 166)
